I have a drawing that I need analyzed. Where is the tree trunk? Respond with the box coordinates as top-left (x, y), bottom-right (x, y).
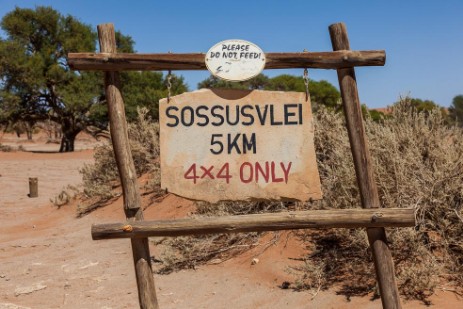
top-left (55, 126), bottom-right (61, 139)
top-left (59, 117), bottom-right (81, 152)
top-left (24, 119), bottom-right (36, 141)
top-left (25, 120), bottom-right (35, 140)
top-left (26, 128), bottom-right (33, 140)
top-left (59, 131), bottom-right (78, 152)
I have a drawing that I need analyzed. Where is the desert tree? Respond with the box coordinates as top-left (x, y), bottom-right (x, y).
top-left (0, 6), bottom-right (100, 151)
top-left (0, 6), bottom-right (187, 151)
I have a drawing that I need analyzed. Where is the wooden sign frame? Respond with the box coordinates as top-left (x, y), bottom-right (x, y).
top-left (69, 22), bottom-right (414, 309)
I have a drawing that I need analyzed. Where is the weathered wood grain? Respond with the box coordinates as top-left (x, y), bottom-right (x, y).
top-left (98, 23), bottom-right (159, 309)
top-left (330, 22), bottom-right (402, 309)
top-left (92, 208), bottom-right (415, 240)
top-left (68, 50), bottom-right (385, 71)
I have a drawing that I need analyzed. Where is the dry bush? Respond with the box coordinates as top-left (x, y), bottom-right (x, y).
top-left (153, 200), bottom-right (288, 274)
top-left (294, 98), bottom-right (463, 303)
top-left (78, 98), bottom-right (463, 302)
top-left (195, 200), bottom-right (288, 216)
top-left (158, 98), bottom-right (463, 302)
top-left (153, 232), bottom-right (261, 274)
top-left (0, 143), bottom-right (13, 152)
top-left (79, 107), bottom-right (162, 214)
top-left (80, 143), bottom-right (119, 200)
top-left (0, 143), bottom-right (25, 152)
top-left (50, 185), bottom-right (80, 208)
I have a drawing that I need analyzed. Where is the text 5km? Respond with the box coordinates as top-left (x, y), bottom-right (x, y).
top-left (210, 133), bottom-right (256, 155)
top-left (184, 161), bottom-right (292, 185)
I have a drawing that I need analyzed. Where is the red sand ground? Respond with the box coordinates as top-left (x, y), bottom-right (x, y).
top-left (1, 133), bottom-right (462, 308)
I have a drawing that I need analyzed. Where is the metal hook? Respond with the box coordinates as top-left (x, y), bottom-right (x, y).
top-left (303, 49), bottom-right (310, 101)
top-left (167, 69), bottom-right (172, 103)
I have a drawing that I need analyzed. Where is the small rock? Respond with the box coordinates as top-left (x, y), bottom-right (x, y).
top-left (208, 258), bottom-right (222, 265)
top-left (79, 261), bottom-right (99, 269)
top-left (14, 282), bottom-right (47, 296)
top-left (251, 258), bottom-right (259, 265)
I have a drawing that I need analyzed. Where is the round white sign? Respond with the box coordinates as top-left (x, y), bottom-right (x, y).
top-left (205, 39), bottom-right (266, 82)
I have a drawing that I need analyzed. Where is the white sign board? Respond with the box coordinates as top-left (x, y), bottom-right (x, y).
top-left (159, 89), bottom-right (322, 203)
top-left (205, 39), bottom-right (266, 81)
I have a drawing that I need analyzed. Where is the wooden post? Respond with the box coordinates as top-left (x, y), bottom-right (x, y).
top-left (28, 177), bottom-right (38, 198)
top-left (329, 23), bottom-right (402, 309)
top-left (91, 208), bottom-right (415, 240)
top-left (68, 50), bottom-right (386, 71)
top-left (98, 23), bottom-right (159, 309)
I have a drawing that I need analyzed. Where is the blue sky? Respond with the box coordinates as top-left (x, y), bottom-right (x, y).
top-left (1, 0), bottom-right (462, 108)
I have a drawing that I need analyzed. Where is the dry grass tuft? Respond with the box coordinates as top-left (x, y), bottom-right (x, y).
top-left (50, 185), bottom-right (80, 208)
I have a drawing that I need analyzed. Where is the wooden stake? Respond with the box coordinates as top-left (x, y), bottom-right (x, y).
top-left (329, 22), bottom-right (402, 309)
top-left (98, 23), bottom-right (159, 309)
top-left (28, 177), bottom-right (38, 198)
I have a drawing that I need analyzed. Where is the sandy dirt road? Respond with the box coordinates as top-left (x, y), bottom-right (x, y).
top-left (1, 134), bottom-right (461, 308)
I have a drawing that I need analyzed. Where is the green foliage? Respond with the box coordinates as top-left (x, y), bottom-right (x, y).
top-left (395, 97), bottom-right (445, 116)
top-left (361, 104), bottom-right (369, 119)
top-left (368, 109), bottom-right (386, 122)
top-left (449, 94), bottom-right (463, 126)
top-left (265, 75), bottom-right (341, 110)
top-left (391, 97), bottom-right (449, 123)
top-left (115, 30), bottom-right (135, 53)
top-left (265, 74), bottom-right (305, 91)
top-left (198, 73), bottom-right (269, 90)
top-left (361, 104), bottom-right (387, 122)
top-left (197, 73), bottom-right (340, 109)
top-left (0, 6), bottom-right (188, 151)
top-left (307, 80), bottom-right (341, 110)
top-left (122, 72), bottom-right (164, 120)
top-left (0, 6), bottom-right (99, 151)
top-left (121, 71), bottom-right (187, 121)
top-left (408, 97), bottom-right (439, 112)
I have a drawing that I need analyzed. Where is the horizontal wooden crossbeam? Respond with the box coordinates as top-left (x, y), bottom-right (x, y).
top-left (92, 208), bottom-right (414, 240)
top-left (68, 50), bottom-right (385, 71)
